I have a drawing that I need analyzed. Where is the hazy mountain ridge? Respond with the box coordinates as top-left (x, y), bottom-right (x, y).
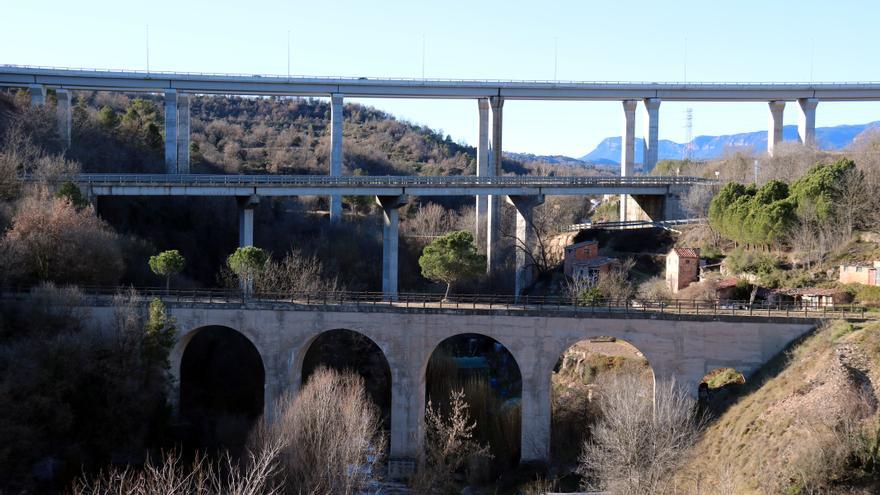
top-left (580, 121), bottom-right (880, 165)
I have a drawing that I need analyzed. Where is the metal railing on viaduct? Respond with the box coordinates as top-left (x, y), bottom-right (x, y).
top-left (2, 287), bottom-right (869, 321)
top-left (66, 173), bottom-right (711, 197)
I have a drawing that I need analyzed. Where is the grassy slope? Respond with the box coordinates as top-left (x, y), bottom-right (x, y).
top-left (681, 320), bottom-right (880, 494)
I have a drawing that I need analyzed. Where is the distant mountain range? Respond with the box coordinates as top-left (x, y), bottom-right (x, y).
top-left (578, 121), bottom-right (880, 166)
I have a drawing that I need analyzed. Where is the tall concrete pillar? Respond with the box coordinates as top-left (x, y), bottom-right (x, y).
top-left (237, 195), bottom-right (259, 247)
top-left (642, 98), bottom-right (661, 172)
top-left (620, 100), bottom-right (638, 222)
top-left (767, 100), bottom-right (785, 156)
top-left (519, 363), bottom-right (552, 462)
top-left (164, 90), bottom-right (178, 174)
top-left (507, 195), bottom-right (544, 300)
top-left (797, 97), bottom-right (818, 147)
top-left (55, 89), bottom-right (72, 150)
top-left (474, 99), bottom-right (490, 248)
top-left (329, 93), bottom-right (344, 221)
top-left (486, 96), bottom-right (503, 274)
top-left (377, 195), bottom-right (406, 300)
top-left (28, 84), bottom-right (45, 106)
top-left (388, 358), bottom-right (423, 478)
top-left (176, 94), bottom-right (191, 173)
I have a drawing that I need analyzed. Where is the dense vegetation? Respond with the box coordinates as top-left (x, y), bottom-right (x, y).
top-left (708, 158), bottom-right (863, 249)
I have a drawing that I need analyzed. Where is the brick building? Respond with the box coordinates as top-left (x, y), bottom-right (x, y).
top-left (666, 247), bottom-right (700, 293)
top-left (563, 240), bottom-right (617, 285)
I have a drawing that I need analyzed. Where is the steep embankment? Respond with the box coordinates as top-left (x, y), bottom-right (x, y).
top-left (683, 321), bottom-right (880, 494)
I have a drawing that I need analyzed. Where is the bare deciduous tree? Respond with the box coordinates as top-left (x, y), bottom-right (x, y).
top-left (411, 389), bottom-right (492, 494)
top-left (787, 202), bottom-right (831, 270)
top-left (597, 258), bottom-right (637, 302)
top-left (578, 373), bottom-right (704, 495)
top-left (72, 442), bottom-right (284, 495)
top-left (255, 249), bottom-right (343, 294)
top-left (253, 367), bottom-right (385, 495)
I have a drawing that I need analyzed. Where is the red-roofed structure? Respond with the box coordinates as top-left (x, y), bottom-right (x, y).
top-left (666, 247), bottom-right (701, 293)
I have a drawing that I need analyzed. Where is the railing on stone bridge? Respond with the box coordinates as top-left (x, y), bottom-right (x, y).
top-left (55, 174), bottom-right (714, 188)
top-left (1, 286), bottom-right (870, 320)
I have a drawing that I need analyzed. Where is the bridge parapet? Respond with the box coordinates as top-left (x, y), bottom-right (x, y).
top-left (2, 287), bottom-right (865, 322)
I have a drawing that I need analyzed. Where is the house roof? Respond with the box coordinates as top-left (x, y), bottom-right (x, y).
top-left (572, 256), bottom-right (617, 268)
top-left (672, 247), bottom-right (700, 258)
top-left (773, 287), bottom-right (847, 297)
top-left (566, 240), bottom-right (598, 251)
top-left (715, 278), bottom-right (741, 289)
top-left (840, 261), bottom-right (880, 268)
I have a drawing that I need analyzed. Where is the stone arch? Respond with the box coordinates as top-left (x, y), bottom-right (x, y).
top-left (422, 332), bottom-right (523, 470)
top-left (296, 328), bottom-right (394, 430)
top-left (177, 325), bottom-right (265, 451)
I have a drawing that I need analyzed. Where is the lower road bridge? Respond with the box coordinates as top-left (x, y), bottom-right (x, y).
top-left (59, 173), bottom-right (708, 299)
top-left (45, 289), bottom-right (835, 468)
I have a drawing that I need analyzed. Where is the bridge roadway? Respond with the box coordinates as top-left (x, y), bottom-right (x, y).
top-left (35, 288), bottom-right (831, 469)
top-left (3, 65), bottom-right (880, 100)
top-left (72, 173), bottom-right (708, 197)
top-left (68, 173), bottom-right (702, 299)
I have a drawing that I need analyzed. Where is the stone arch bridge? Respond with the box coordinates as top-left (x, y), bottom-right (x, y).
top-left (75, 297), bottom-right (820, 466)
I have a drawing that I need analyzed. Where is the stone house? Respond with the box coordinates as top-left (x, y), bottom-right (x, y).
top-left (666, 247), bottom-right (701, 293)
top-left (839, 261), bottom-right (880, 286)
top-left (563, 240), bottom-right (617, 285)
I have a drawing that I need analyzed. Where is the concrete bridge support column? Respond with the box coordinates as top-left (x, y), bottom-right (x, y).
top-left (519, 362), bottom-right (551, 463)
top-left (642, 98), bottom-right (661, 172)
top-left (507, 195), bottom-right (544, 300)
top-left (388, 359), bottom-right (423, 477)
top-left (486, 96), bottom-right (503, 275)
top-left (237, 195), bottom-right (259, 247)
top-left (797, 97), bottom-right (818, 147)
top-left (176, 94), bottom-right (191, 173)
top-left (56, 89), bottom-right (71, 150)
top-left (474, 99), bottom-right (490, 249)
top-left (619, 100), bottom-right (638, 222)
top-left (28, 84), bottom-right (45, 106)
top-left (768, 100), bottom-right (785, 156)
top-left (377, 195), bottom-right (406, 300)
top-left (329, 93), bottom-right (344, 222)
top-left (164, 90), bottom-right (178, 174)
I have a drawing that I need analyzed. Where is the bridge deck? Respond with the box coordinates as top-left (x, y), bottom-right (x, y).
top-left (66, 174), bottom-right (708, 197)
top-left (4, 66), bottom-right (880, 101)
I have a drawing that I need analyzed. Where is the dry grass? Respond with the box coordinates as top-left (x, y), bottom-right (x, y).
top-left (680, 321), bottom-right (880, 494)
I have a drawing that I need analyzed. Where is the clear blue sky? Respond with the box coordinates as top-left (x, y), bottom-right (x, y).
top-left (4, 0), bottom-right (880, 156)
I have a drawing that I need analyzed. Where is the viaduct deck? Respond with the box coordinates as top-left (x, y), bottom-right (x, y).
top-left (65, 174), bottom-right (709, 197)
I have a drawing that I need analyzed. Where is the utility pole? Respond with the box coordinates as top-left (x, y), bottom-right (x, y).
top-left (553, 37), bottom-right (558, 82)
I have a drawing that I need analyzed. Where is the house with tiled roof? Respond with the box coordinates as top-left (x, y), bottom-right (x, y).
top-left (563, 240), bottom-right (618, 286)
top-left (666, 247), bottom-right (700, 293)
top-left (767, 287), bottom-right (852, 308)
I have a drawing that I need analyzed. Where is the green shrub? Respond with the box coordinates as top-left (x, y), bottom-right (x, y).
top-left (724, 248), bottom-right (780, 277)
top-left (700, 245), bottom-right (723, 260)
top-left (703, 368), bottom-right (746, 389)
top-left (845, 283), bottom-right (880, 308)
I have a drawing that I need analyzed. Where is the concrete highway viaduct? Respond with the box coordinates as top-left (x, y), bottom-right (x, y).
top-left (72, 296), bottom-right (819, 470)
top-left (5, 66), bottom-right (880, 296)
top-left (5, 66), bottom-right (879, 219)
